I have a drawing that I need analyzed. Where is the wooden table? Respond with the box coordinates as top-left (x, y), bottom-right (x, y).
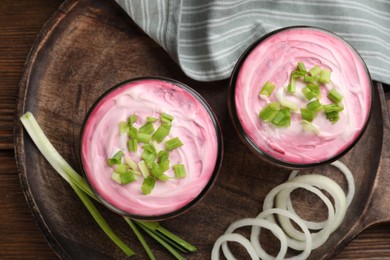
top-left (1, 0), bottom-right (389, 259)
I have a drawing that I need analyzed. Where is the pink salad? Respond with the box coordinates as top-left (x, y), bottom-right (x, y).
top-left (81, 78), bottom-right (220, 218)
top-left (234, 27), bottom-right (371, 165)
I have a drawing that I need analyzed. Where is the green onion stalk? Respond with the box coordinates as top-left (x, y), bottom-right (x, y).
top-left (20, 112), bottom-right (197, 259)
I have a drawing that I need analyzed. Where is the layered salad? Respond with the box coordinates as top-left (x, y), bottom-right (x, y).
top-left (81, 78), bottom-right (220, 218)
top-left (233, 27), bottom-right (371, 166)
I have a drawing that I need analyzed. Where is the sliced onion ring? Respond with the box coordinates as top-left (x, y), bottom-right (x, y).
top-left (221, 218), bottom-right (288, 260)
top-left (262, 181), bottom-right (335, 250)
top-left (276, 174), bottom-right (347, 249)
top-left (251, 208), bottom-right (312, 260)
top-left (289, 160), bottom-right (355, 207)
top-left (211, 233), bottom-right (258, 260)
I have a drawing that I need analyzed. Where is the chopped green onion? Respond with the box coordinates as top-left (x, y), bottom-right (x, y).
top-left (107, 151), bottom-right (124, 166)
top-left (306, 99), bottom-right (323, 113)
top-left (150, 162), bottom-right (162, 178)
top-left (112, 170), bottom-right (136, 185)
top-left (173, 164), bottom-right (187, 178)
top-left (119, 121), bottom-right (128, 134)
top-left (324, 103), bottom-right (344, 113)
top-left (302, 120), bottom-right (320, 135)
top-left (159, 159), bottom-right (170, 173)
top-left (286, 72), bottom-right (297, 94)
top-left (165, 137), bottom-right (184, 151)
top-left (128, 113), bottom-right (137, 125)
top-left (325, 111), bottom-right (340, 123)
top-left (271, 108), bottom-right (291, 127)
top-left (147, 116), bottom-right (158, 123)
top-left (259, 102), bottom-right (280, 122)
top-left (302, 82), bottom-right (320, 100)
top-left (291, 70), bottom-right (306, 78)
top-left (124, 156), bottom-right (138, 172)
top-left (128, 125), bottom-right (138, 139)
top-left (127, 139), bottom-right (138, 152)
top-left (161, 112), bottom-right (174, 124)
top-left (139, 122), bottom-right (155, 135)
top-left (297, 62), bottom-right (307, 73)
top-left (327, 88), bottom-right (343, 104)
top-left (153, 123), bottom-right (171, 143)
top-left (280, 99), bottom-right (298, 111)
top-left (114, 164), bottom-right (128, 174)
top-left (141, 150), bottom-right (157, 167)
top-left (142, 176), bottom-right (156, 195)
top-left (308, 65), bottom-right (321, 77)
top-left (303, 75), bottom-right (315, 83)
top-left (137, 133), bottom-right (152, 143)
top-left (138, 160), bottom-right (150, 178)
top-left (300, 108), bottom-right (316, 122)
top-left (319, 69), bottom-right (331, 84)
top-left (259, 81), bottom-right (275, 97)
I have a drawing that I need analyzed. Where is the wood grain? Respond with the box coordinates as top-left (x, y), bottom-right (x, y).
top-left (1, 0), bottom-right (390, 259)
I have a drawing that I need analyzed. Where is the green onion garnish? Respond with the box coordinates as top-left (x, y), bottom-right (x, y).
top-left (137, 133), bottom-right (152, 143)
top-left (259, 102), bottom-right (280, 122)
top-left (319, 69), bottom-right (331, 84)
top-left (114, 164), bottom-right (128, 174)
top-left (302, 82), bottom-right (320, 100)
top-left (271, 108), bottom-right (291, 127)
top-left (128, 113), bottom-right (137, 125)
top-left (153, 123), bottom-right (171, 143)
top-left (259, 81), bottom-right (275, 97)
top-left (147, 116), bottom-right (158, 123)
top-left (173, 164), bottom-right (186, 178)
top-left (141, 176), bottom-right (156, 195)
top-left (165, 137), bottom-right (184, 151)
top-left (280, 99), bottom-right (298, 111)
top-left (124, 156), bottom-right (138, 172)
top-left (306, 99), bottom-right (323, 113)
top-left (128, 125), bottom-right (138, 139)
top-left (107, 151), bottom-right (124, 166)
top-left (138, 160), bottom-right (150, 178)
top-left (324, 103), bottom-right (344, 113)
top-left (128, 138), bottom-right (138, 152)
top-left (327, 88), bottom-right (343, 104)
top-left (302, 120), bottom-right (320, 135)
top-left (300, 108), bottom-right (316, 122)
top-left (297, 62), bottom-right (307, 73)
top-left (287, 76), bottom-right (296, 93)
top-left (139, 122), bottom-right (155, 135)
top-left (119, 121), bottom-right (128, 134)
top-left (161, 112), bottom-right (174, 124)
top-left (303, 75), bottom-right (315, 83)
top-left (325, 111), bottom-right (340, 123)
top-left (308, 65), bottom-right (321, 77)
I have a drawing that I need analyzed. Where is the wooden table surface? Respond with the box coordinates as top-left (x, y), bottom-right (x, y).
top-left (1, 0), bottom-right (389, 259)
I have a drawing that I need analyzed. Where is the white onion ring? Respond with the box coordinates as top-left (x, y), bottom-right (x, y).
top-left (221, 218), bottom-right (288, 260)
top-left (275, 174), bottom-right (347, 247)
top-left (251, 208), bottom-right (313, 260)
top-left (289, 160), bottom-right (355, 207)
top-left (261, 181), bottom-right (334, 250)
top-left (211, 233), bottom-right (258, 260)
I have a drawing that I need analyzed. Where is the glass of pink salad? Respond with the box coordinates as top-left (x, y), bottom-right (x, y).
top-left (229, 26), bottom-right (372, 169)
top-left (80, 77), bottom-right (223, 220)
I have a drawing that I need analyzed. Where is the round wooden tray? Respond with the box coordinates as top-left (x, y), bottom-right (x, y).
top-left (14, 0), bottom-right (390, 259)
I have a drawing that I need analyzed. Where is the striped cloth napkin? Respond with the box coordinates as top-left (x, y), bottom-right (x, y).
top-left (116, 0), bottom-right (390, 85)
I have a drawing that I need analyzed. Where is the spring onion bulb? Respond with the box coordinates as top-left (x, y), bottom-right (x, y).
top-left (211, 160), bottom-right (354, 259)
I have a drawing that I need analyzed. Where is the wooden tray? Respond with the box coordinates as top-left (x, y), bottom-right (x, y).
top-left (14, 0), bottom-right (390, 259)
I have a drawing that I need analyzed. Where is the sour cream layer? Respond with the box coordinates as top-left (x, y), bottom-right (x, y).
top-left (81, 79), bottom-right (219, 217)
top-left (235, 27), bottom-right (371, 165)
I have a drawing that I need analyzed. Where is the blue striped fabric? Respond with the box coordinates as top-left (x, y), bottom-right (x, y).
top-left (116, 0), bottom-right (390, 84)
